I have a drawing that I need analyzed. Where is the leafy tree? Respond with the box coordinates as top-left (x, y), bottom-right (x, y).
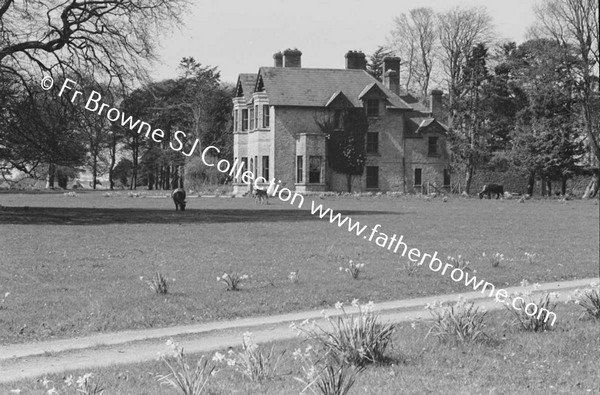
top-left (317, 109), bottom-right (369, 192)
top-left (367, 46), bottom-right (393, 82)
top-left (113, 158), bottom-right (133, 188)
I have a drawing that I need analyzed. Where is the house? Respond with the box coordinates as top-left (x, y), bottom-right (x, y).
top-left (232, 49), bottom-right (450, 194)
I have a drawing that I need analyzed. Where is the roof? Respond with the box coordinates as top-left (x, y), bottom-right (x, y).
top-left (235, 73), bottom-right (257, 101)
top-left (405, 115), bottom-right (448, 137)
top-left (399, 93), bottom-right (430, 113)
top-left (254, 67), bottom-right (411, 109)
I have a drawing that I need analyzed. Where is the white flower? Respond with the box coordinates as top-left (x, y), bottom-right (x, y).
top-left (351, 298), bottom-right (359, 307)
top-left (410, 321), bottom-right (417, 329)
top-left (64, 375), bottom-right (74, 386)
top-left (335, 301), bottom-right (343, 310)
top-left (226, 359), bottom-right (236, 367)
top-left (213, 352), bottom-right (225, 362)
top-left (216, 276), bottom-right (221, 281)
top-left (365, 301), bottom-right (375, 312)
top-left (46, 388), bottom-right (58, 395)
top-left (533, 283), bottom-right (541, 290)
top-left (41, 377), bottom-right (52, 388)
top-left (520, 279), bottom-right (529, 287)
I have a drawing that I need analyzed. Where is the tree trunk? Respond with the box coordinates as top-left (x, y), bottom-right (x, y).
top-left (92, 153), bottom-right (98, 190)
top-left (546, 179), bottom-right (552, 197)
top-left (527, 170), bottom-right (535, 196)
top-left (464, 164), bottom-right (474, 195)
top-left (109, 133), bottom-right (116, 190)
top-left (561, 176), bottom-right (567, 196)
top-left (582, 171), bottom-right (599, 199)
top-left (46, 163), bottom-right (55, 189)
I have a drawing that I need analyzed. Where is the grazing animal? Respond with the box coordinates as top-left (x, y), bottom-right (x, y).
top-left (171, 188), bottom-right (187, 211)
top-left (479, 184), bottom-right (504, 199)
top-left (253, 188), bottom-right (268, 204)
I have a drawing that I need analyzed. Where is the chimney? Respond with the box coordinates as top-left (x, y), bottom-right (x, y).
top-left (430, 90), bottom-right (443, 120)
top-left (382, 56), bottom-right (400, 96)
top-left (283, 48), bottom-right (302, 68)
top-left (345, 50), bottom-right (367, 70)
top-left (273, 51), bottom-right (283, 67)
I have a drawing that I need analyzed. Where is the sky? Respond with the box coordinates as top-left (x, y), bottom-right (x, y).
top-left (149, 0), bottom-right (539, 85)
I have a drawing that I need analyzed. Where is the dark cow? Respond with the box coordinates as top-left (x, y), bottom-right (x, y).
top-left (479, 184), bottom-right (504, 199)
top-left (171, 188), bottom-right (187, 211)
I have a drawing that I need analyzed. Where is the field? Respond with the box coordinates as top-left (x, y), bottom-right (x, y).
top-left (0, 191), bottom-right (598, 346)
top-left (2, 305), bottom-right (598, 394)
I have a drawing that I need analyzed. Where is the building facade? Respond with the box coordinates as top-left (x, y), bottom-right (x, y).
top-left (232, 49), bottom-right (450, 194)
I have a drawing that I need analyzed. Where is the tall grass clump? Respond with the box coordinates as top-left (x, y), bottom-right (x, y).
top-left (339, 260), bottom-right (365, 280)
top-left (483, 252), bottom-right (504, 267)
top-left (293, 300), bottom-right (395, 367)
top-left (447, 255), bottom-right (472, 271)
top-left (158, 339), bottom-right (215, 395)
top-left (505, 280), bottom-right (558, 331)
top-left (567, 282), bottom-right (600, 320)
top-left (213, 332), bottom-right (285, 382)
top-left (147, 272), bottom-right (169, 294)
top-left (294, 347), bottom-right (364, 395)
top-left (217, 272), bottom-right (249, 291)
top-left (425, 297), bottom-right (488, 344)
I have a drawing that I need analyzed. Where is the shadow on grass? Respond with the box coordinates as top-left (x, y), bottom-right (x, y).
top-left (0, 206), bottom-right (405, 225)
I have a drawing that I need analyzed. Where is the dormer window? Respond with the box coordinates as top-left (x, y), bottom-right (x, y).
top-left (366, 99), bottom-right (380, 117)
top-left (334, 109), bottom-right (344, 129)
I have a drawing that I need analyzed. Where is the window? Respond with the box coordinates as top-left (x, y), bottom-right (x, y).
top-left (334, 109), bottom-right (344, 129)
top-left (249, 158), bottom-right (254, 179)
top-left (234, 110), bottom-right (238, 132)
top-left (443, 168), bottom-right (451, 187)
top-left (262, 156), bottom-right (269, 180)
top-left (254, 105), bottom-right (258, 129)
top-left (240, 157), bottom-right (248, 182)
top-left (366, 166), bottom-right (379, 189)
top-left (249, 108), bottom-right (254, 130)
top-left (296, 156), bottom-right (303, 183)
top-left (254, 156), bottom-right (258, 175)
top-left (428, 137), bottom-right (438, 156)
top-left (263, 105), bottom-right (270, 127)
top-left (241, 109), bottom-right (248, 131)
top-left (366, 132), bottom-right (379, 153)
top-left (309, 156), bottom-right (322, 183)
top-left (414, 168), bottom-right (422, 186)
top-left (366, 99), bottom-right (379, 117)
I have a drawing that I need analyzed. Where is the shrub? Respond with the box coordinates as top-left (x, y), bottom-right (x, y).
top-left (505, 281), bottom-right (558, 331)
top-left (447, 255), bottom-right (472, 272)
top-left (402, 259), bottom-right (419, 276)
top-left (158, 339), bottom-right (214, 395)
top-left (567, 282), bottom-right (600, 320)
top-left (217, 272), bottom-right (249, 291)
top-left (42, 373), bottom-right (105, 395)
top-left (288, 270), bottom-right (300, 284)
top-left (483, 252), bottom-right (504, 268)
top-left (524, 252), bottom-right (536, 264)
top-left (147, 272), bottom-right (169, 294)
top-left (293, 300), bottom-right (395, 367)
top-left (214, 332), bottom-right (285, 382)
top-left (424, 297), bottom-right (488, 344)
top-left (339, 260), bottom-right (364, 280)
top-left (294, 347), bottom-right (364, 395)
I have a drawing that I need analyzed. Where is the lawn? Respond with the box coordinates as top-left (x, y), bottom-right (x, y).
top-left (1, 304), bottom-right (598, 394)
top-left (0, 191), bottom-right (598, 345)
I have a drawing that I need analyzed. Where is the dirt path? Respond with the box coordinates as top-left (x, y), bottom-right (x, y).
top-left (0, 278), bottom-right (595, 384)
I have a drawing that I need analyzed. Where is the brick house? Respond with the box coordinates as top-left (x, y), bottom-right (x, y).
top-left (232, 49), bottom-right (450, 194)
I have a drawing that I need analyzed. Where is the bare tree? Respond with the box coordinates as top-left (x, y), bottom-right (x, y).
top-left (531, 0), bottom-right (599, 198)
top-left (437, 6), bottom-right (493, 129)
top-left (0, 0), bottom-right (188, 90)
top-left (389, 7), bottom-right (437, 96)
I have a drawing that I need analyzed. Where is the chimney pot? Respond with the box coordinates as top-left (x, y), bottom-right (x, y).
top-left (345, 50), bottom-right (367, 70)
top-left (382, 56), bottom-right (401, 96)
top-left (430, 90), bottom-right (443, 121)
top-left (273, 51), bottom-right (283, 67)
top-left (283, 48), bottom-right (302, 68)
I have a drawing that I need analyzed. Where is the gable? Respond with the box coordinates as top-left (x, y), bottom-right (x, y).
top-left (325, 91), bottom-right (354, 108)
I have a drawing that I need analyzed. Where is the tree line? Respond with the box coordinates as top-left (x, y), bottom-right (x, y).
top-left (378, 1), bottom-right (599, 197)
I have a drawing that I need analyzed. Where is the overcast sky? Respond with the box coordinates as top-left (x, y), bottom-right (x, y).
top-left (149, 0), bottom-right (539, 85)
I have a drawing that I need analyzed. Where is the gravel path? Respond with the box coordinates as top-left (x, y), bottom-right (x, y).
top-left (0, 278), bottom-right (594, 384)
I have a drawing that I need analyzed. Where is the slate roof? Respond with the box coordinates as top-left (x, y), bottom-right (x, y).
top-left (235, 73), bottom-right (257, 101)
top-left (405, 115), bottom-right (447, 138)
top-left (255, 67), bottom-right (411, 109)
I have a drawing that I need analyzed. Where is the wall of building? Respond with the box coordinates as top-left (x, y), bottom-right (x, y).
top-left (404, 129), bottom-right (449, 193)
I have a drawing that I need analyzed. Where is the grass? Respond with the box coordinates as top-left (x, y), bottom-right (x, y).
top-left (0, 192), bottom-right (597, 344)
top-left (1, 305), bottom-right (598, 394)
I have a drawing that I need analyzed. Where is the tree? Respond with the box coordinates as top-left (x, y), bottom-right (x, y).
top-left (367, 46), bottom-right (393, 82)
top-left (509, 39), bottom-right (586, 196)
top-left (389, 7), bottom-right (437, 96)
top-left (317, 109), bottom-right (369, 192)
top-left (531, 0), bottom-right (600, 197)
top-left (448, 43), bottom-right (492, 194)
top-left (437, 6), bottom-right (493, 130)
top-left (0, 0), bottom-right (188, 90)
top-left (2, 86), bottom-right (87, 187)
